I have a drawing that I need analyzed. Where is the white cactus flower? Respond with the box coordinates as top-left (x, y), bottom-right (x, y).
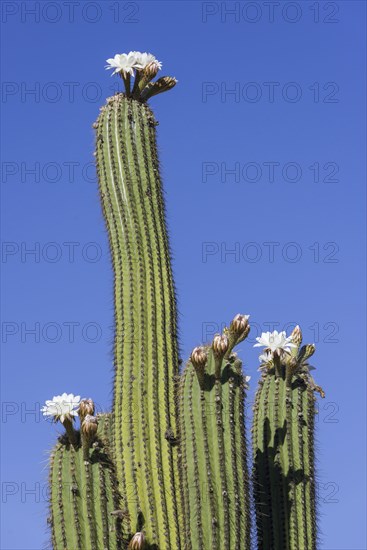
top-left (132, 51), bottom-right (162, 70)
top-left (244, 375), bottom-right (251, 389)
top-left (254, 330), bottom-right (297, 353)
top-left (105, 52), bottom-right (137, 76)
top-left (41, 393), bottom-right (80, 423)
top-left (257, 351), bottom-right (273, 371)
top-left (259, 351), bottom-right (273, 364)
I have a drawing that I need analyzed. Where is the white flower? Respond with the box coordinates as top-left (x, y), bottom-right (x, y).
top-left (254, 330), bottom-right (297, 353)
top-left (132, 51), bottom-right (162, 71)
top-left (105, 52), bottom-right (136, 76)
top-left (105, 51), bottom-right (162, 76)
top-left (244, 375), bottom-right (251, 389)
top-left (41, 393), bottom-right (80, 423)
top-left (257, 351), bottom-right (273, 371)
top-left (259, 351), bottom-right (273, 364)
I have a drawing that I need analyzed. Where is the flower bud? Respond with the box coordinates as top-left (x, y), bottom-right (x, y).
top-left (230, 314), bottom-right (250, 335)
top-left (298, 343), bottom-right (316, 363)
top-left (190, 346), bottom-right (207, 369)
top-left (157, 76), bottom-right (178, 89)
top-left (290, 325), bottom-right (302, 348)
top-left (78, 398), bottom-right (95, 420)
top-left (128, 532), bottom-right (145, 549)
top-left (81, 415), bottom-right (98, 438)
top-left (142, 76), bottom-right (178, 100)
top-left (212, 334), bottom-right (229, 357)
top-left (143, 61), bottom-right (159, 80)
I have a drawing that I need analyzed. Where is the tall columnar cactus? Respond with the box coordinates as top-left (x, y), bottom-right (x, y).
top-left (252, 327), bottom-right (324, 550)
top-left (94, 69), bottom-right (182, 548)
top-left (179, 316), bottom-right (251, 550)
top-left (43, 50), bottom-right (324, 550)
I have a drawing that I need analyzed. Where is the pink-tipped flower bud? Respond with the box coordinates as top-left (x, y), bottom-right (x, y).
top-left (229, 313), bottom-right (250, 343)
top-left (158, 76), bottom-right (177, 89)
top-left (128, 532), bottom-right (145, 549)
top-left (78, 398), bottom-right (95, 420)
top-left (190, 347), bottom-right (207, 369)
top-left (290, 325), bottom-right (302, 348)
top-left (298, 343), bottom-right (316, 363)
top-left (212, 334), bottom-right (229, 357)
top-left (81, 415), bottom-right (98, 438)
top-left (144, 61), bottom-right (159, 80)
top-left (231, 313), bottom-right (249, 332)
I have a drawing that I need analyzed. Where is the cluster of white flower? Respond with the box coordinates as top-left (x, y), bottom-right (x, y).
top-left (41, 393), bottom-right (80, 423)
top-left (105, 51), bottom-right (162, 77)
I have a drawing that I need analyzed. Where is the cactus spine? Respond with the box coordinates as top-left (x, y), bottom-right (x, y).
top-left (252, 330), bottom-right (322, 550)
top-left (95, 93), bottom-right (182, 548)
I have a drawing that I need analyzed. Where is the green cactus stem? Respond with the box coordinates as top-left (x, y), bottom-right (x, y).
top-left (49, 414), bottom-right (125, 550)
top-left (252, 329), bottom-right (324, 550)
top-left (179, 317), bottom-right (251, 550)
top-left (94, 93), bottom-right (182, 549)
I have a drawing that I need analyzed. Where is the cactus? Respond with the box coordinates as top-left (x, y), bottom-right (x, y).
top-left (94, 90), bottom-right (182, 549)
top-left (252, 327), bottom-right (324, 550)
top-left (42, 51), bottom-right (324, 550)
top-left (179, 317), bottom-right (251, 550)
top-left (49, 414), bottom-right (126, 549)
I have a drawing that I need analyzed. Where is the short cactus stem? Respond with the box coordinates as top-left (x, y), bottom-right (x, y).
top-left (252, 330), bottom-right (322, 550)
top-left (49, 414), bottom-right (125, 549)
top-left (180, 322), bottom-right (251, 549)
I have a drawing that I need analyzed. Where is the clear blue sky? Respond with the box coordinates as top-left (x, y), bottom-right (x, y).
top-left (1, 1), bottom-right (366, 549)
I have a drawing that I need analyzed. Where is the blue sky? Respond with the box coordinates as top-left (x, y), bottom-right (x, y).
top-left (1, 1), bottom-right (366, 548)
